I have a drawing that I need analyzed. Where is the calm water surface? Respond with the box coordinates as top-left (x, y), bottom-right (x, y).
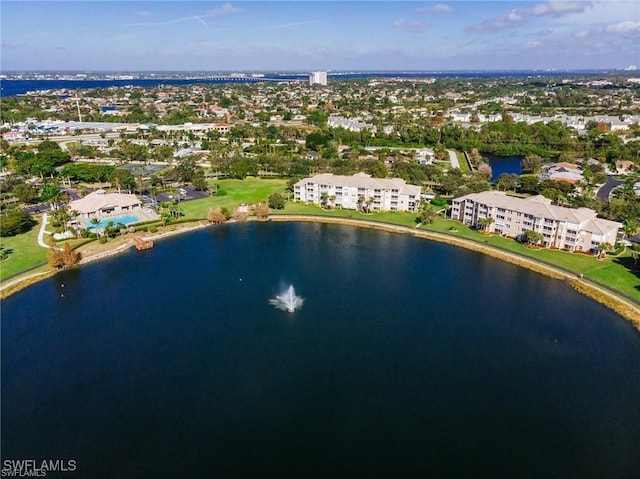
top-left (2, 222), bottom-right (639, 478)
top-left (486, 154), bottom-right (523, 181)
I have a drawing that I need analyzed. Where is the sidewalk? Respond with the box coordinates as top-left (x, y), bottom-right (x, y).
top-left (448, 150), bottom-right (460, 168)
top-left (37, 213), bottom-right (50, 248)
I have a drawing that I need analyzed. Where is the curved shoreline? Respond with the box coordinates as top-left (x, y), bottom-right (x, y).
top-left (271, 215), bottom-right (640, 331)
top-left (2, 215), bottom-right (639, 331)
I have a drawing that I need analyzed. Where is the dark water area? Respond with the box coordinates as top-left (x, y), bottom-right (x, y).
top-left (0, 70), bottom-right (608, 97)
top-left (0, 78), bottom-right (286, 97)
top-left (2, 222), bottom-right (640, 478)
top-left (485, 153), bottom-right (524, 181)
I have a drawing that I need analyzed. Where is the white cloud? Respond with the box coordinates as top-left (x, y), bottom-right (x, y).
top-left (393, 18), bottom-right (431, 33)
top-left (529, 1), bottom-right (591, 17)
top-left (572, 20), bottom-right (639, 40)
top-left (260, 20), bottom-right (316, 31)
top-left (207, 3), bottom-right (242, 17)
top-left (137, 11), bottom-right (152, 17)
top-left (602, 20), bottom-right (640, 34)
top-left (418, 4), bottom-right (453, 14)
top-left (468, 1), bottom-right (593, 33)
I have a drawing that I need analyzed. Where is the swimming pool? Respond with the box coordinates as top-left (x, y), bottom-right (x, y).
top-left (85, 215), bottom-right (140, 230)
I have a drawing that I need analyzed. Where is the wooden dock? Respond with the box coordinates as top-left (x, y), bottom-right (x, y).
top-left (128, 233), bottom-right (154, 251)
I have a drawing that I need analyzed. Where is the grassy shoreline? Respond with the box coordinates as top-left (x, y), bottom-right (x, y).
top-left (2, 207), bottom-right (639, 332)
top-left (270, 214), bottom-right (640, 331)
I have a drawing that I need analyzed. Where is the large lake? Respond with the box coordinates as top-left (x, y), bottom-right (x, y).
top-left (2, 222), bottom-right (639, 478)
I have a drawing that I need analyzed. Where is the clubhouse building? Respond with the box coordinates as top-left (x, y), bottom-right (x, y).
top-left (451, 191), bottom-right (621, 253)
top-left (294, 173), bottom-right (421, 212)
top-left (68, 190), bottom-right (141, 219)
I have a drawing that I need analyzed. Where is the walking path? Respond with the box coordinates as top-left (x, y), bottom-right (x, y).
top-left (448, 150), bottom-right (460, 169)
top-left (37, 213), bottom-right (50, 248)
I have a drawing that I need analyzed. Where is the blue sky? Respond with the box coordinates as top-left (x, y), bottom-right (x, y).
top-left (2, 1), bottom-right (639, 71)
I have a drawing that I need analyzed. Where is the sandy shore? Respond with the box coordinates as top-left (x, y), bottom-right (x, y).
top-left (2, 215), bottom-right (639, 331)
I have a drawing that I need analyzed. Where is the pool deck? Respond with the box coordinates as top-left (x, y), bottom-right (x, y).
top-left (84, 207), bottom-right (159, 229)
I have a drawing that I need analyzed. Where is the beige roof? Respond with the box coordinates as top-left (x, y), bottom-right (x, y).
top-left (456, 191), bottom-right (620, 231)
top-left (296, 172), bottom-right (421, 196)
top-left (69, 190), bottom-right (140, 215)
top-left (553, 162), bottom-right (580, 170)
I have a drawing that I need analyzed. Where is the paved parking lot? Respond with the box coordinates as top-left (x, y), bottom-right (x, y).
top-left (155, 185), bottom-right (210, 203)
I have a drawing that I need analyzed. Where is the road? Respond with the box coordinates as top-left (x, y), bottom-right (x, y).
top-left (448, 150), bottom-right (460, 169)
top-left (596, 176), bottom-right (624, 202)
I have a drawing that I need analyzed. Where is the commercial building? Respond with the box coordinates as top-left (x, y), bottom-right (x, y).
top-left (309, 71), bottom-right (328, 86)
top-left (451, 191), bottom-right (620, 252)
top-left (294, 172), bottom-right (421, 212)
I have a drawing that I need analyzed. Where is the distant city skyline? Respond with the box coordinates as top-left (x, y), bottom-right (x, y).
top-left (2, 1), bottom-right (639, 71)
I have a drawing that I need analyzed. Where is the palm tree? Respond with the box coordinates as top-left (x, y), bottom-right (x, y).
top-left (596, 242), bottom-right (613, 258)
top-left (103, 221), bottom-right (117, 239)
top-left (524, 229), bottom-right (543, 246)
top-left (631, 245), bottom-right (640, 269)
top-left (476, 217), bottom-right (494, 232)
top-left (365, 197), bottom-right (375, 213)
top-left (622, 219), bottom-right (638, 239)
top-left (419, 208), bottom-right (436, 225)
top-left (320, 191), bottom-right (329, 209)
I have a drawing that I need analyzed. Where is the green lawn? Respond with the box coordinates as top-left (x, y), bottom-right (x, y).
top-left (274, 202), bottom-right (419, 227)
top-left (2, 179), bottom-right (638, 304)
top-left (0, 215), bottom-right (48, 280)
top-left (178, 177), bottom-right (288, 219)
top-left (456, 151), bottom-right (470, 172)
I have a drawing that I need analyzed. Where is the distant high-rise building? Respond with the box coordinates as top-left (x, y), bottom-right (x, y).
top-left (309, 71), bottom-right (328, 86)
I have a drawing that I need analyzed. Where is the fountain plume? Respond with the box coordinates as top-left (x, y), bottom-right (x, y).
top-left (270, 285), bottom-right (304, 312)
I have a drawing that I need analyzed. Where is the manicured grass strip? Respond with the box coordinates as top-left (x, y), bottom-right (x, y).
top-left (0, 215), bottom-right (48, 280)
top-left (456, 152), bottom-right (470, 172)
top-left (274, 203), bottom-right (418, 227)
top-left (178, 178), bottom-right (288, 219)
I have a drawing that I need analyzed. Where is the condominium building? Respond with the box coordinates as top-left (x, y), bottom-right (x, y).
top-left (451, 191), bottom-right (620, 252)
top-left (327, 115), bottom-right (374, 132)
top-left (309, 71), bottom-right (328, 86)
top-left (294, 172), bottom-right (421, 212)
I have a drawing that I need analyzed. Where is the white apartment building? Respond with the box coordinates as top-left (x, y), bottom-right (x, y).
top-left (309, 71), bottom-right (328, 86)
top-left (327, 115), bottom-right (374, 132)
top-left (294, 172), bottom-right (421, 212)
top-left (451, 191), bottom-right (621, 252)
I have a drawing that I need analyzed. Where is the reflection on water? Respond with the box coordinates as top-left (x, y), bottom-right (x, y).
top-left (2, 223), bottom-right (639, 478)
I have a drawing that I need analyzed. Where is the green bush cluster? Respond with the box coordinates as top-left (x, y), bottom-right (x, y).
top-left (0, 209), bottom-right (36, 237)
